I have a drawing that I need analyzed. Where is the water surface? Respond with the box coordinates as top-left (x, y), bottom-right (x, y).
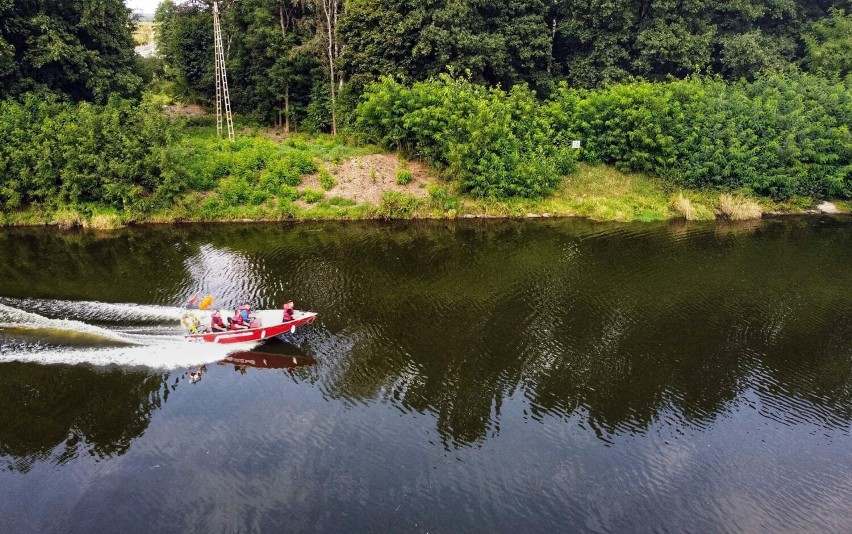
top-left (1, 217), bottom-right (851, 532)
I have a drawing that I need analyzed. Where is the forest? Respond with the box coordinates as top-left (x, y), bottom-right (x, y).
top-left (0, 0), bottom-right (851, 219)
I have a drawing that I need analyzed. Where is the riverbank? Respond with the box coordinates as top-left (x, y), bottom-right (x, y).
top-left (1, 127), bottom-right (848, 229)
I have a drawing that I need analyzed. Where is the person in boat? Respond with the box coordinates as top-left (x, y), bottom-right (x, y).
top-left (211, 310), bottom-right (227, 332)
top-left (238, 303), bottom-right (252, 323)
top-left (282, 301), bottom-right (295, 322)
top-left (230, 309), bottom-right (249, 330)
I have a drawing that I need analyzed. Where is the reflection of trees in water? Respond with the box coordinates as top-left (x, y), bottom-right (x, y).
top-left (2, 219), bottom-right (851, 449)
top-left (0, 227), bottom-right (204, 303)
top-left (0, 363), bottom-right (167, 473)
top-left (290, 218), bottom-right (852, 447)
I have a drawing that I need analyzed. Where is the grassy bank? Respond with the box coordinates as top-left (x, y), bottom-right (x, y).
top-left (1, 125), bottom-right (846, 228)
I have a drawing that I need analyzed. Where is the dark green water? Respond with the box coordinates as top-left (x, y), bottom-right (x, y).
top-left (1, 217), bottom-right (851, 533)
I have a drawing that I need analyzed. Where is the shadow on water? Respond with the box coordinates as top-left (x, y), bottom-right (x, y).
top-left (0, 217), bottom-right (851, 456)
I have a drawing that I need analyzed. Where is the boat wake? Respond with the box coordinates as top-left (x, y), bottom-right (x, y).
top-left (0, 298), bottom-right (257, 369)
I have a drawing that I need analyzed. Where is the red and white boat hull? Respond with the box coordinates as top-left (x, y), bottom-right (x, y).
top-left (184, 310), bottom-right (317, 344)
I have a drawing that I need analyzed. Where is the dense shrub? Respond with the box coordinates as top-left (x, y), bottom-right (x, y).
top-left (0, 94), bottom-right (183, 211)
top-left (552, 73), bottom-right (852, 199)
top-left (427, 184), bottom-right (461, 211)
top-left (357, 76), bottom-right (577, 199)
top-left (302, 188), bottom-right (325, 203)
top-left (360, 72), bottom-right (850, 201)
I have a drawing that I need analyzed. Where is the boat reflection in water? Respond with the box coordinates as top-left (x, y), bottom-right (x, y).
top-left (218, 349), bottom-right (316, 374)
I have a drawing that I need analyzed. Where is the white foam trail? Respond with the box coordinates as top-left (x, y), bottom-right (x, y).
top-left (0, 339), bottom-right (258, 369)
top-left (0, 303), bottom-right (139, 345)
top-left (0, 297), bottom-right (182, 323)
top-left (0, 299), bottom-right (261, 369)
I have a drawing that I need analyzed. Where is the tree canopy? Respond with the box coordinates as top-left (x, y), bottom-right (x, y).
top-left (0, 0), bottom-right (142, 102)
top-left (153, 0), bottom-right (852, 129)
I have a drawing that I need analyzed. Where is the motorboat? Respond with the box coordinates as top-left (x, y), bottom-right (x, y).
top-left (182, 308), bottom-right (317, 344)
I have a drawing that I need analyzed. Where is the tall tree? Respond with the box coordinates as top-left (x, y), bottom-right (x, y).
top-left (227, 0), bottom-right (318, 127)
top-left (311, 0), bottom-right (342, 134)
top-left (156, 0), bottom-right (215, 103)
top-left (0, 0), bottom-right (141, 102)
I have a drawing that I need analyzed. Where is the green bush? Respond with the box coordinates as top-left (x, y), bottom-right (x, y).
top-left (552, 73), bottom-right (852, 200)
top-left (357, 76), bottom-right (576, 199)
top-left (264, 161), bottom-right (303, 188)
top-left (375, 191), bottom-right (420, 219)
top-left (302, 188), bottom-right (325, 203)
top-left (284, 152), bottom-right (317, 175)
top-left (326, 196), bottom-right (357, 207)
top-left (0, 94), bottom-right (183, 211)
top-left (319, 168), bottom-right (337, 190)
top-left (427, 184), bottom-right (461, 211)
top-left (396, 169), bottom-right (413, 185)
top-left (279, 185), bottom-right (300, 201)
top-left (218, 175), bottom-right (267, 207)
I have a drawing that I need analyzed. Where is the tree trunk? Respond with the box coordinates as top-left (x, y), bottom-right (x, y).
top-left (318, 0), bottom-right (338, 135)
top-left (284, 83), bottom-right (290, 134)
top-left (549, 17), bottom-right (557, 74)
top-left (279, 2), bottom-right (291, 134)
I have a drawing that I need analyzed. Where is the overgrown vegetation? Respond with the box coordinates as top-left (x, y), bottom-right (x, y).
top-left (0, 0), bottom-right (141, 102)
top-left (554, 73), bottom-right (852, 200)
top-left (0, 95), bottom-right (182, 212)
top-left (2, 0), bottom-right (851, 226)
top-left (357, 76), bottom-right (576, 199)
top-left (357, 72), bottom-right (852, 202)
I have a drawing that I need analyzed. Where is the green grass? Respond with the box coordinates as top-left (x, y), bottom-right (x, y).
top-left (442, 164), bottom-right (677, 222)
top-left (835, 200), bottom-right (852, 213)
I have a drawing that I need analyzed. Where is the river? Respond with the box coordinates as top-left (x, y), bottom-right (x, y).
top-left (1, 217), bottom-right (851, 532)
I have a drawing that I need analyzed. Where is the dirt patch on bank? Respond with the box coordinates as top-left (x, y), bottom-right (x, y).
top-left (164, 104), bottom-right (207, 118)
top-left (300, 154), bottom-right (435, 204)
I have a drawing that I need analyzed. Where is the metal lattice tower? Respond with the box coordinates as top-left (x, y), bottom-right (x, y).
top-left (213, 1), bottom-right (234, 142)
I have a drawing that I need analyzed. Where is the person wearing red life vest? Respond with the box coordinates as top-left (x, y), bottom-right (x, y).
top-left (211, 310), bottom-right (227, 332)
top-left (282, 301), bottom-right (295, 322)
top-left (230, 309), bottom-right (248, 330)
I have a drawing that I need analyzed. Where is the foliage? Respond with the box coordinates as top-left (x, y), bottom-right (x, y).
top-left (155, 1), bottom-right (215, 103)
top-left (340, 0), bottom-right (555, 95)
top-left (374, 191), bottom-right (420, 219)
top-left (557, 73), bottom-right (852, 200)
top-left (156, 0), bottom-right (326, 128)
top-left (427, 184), bottom-right (461, 212)
top-left (150, 0), bottom-right (852, 132)
top-left (396, 169), bottom-right (413, 186)
top-left (319, 168), bottom-right (337, 190)
top-left (803, 9), bottom-right (852, 78)
top-left (339, 0), bottom-right (847, 91)
top-left (0, 0), bottom-right (141, 102)
top-left (357, 76), bottom-right (576, 199)
top-left (0, 95), bottom-right (182, 211)
top-left (302, 188), bottom-right (325, 203)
